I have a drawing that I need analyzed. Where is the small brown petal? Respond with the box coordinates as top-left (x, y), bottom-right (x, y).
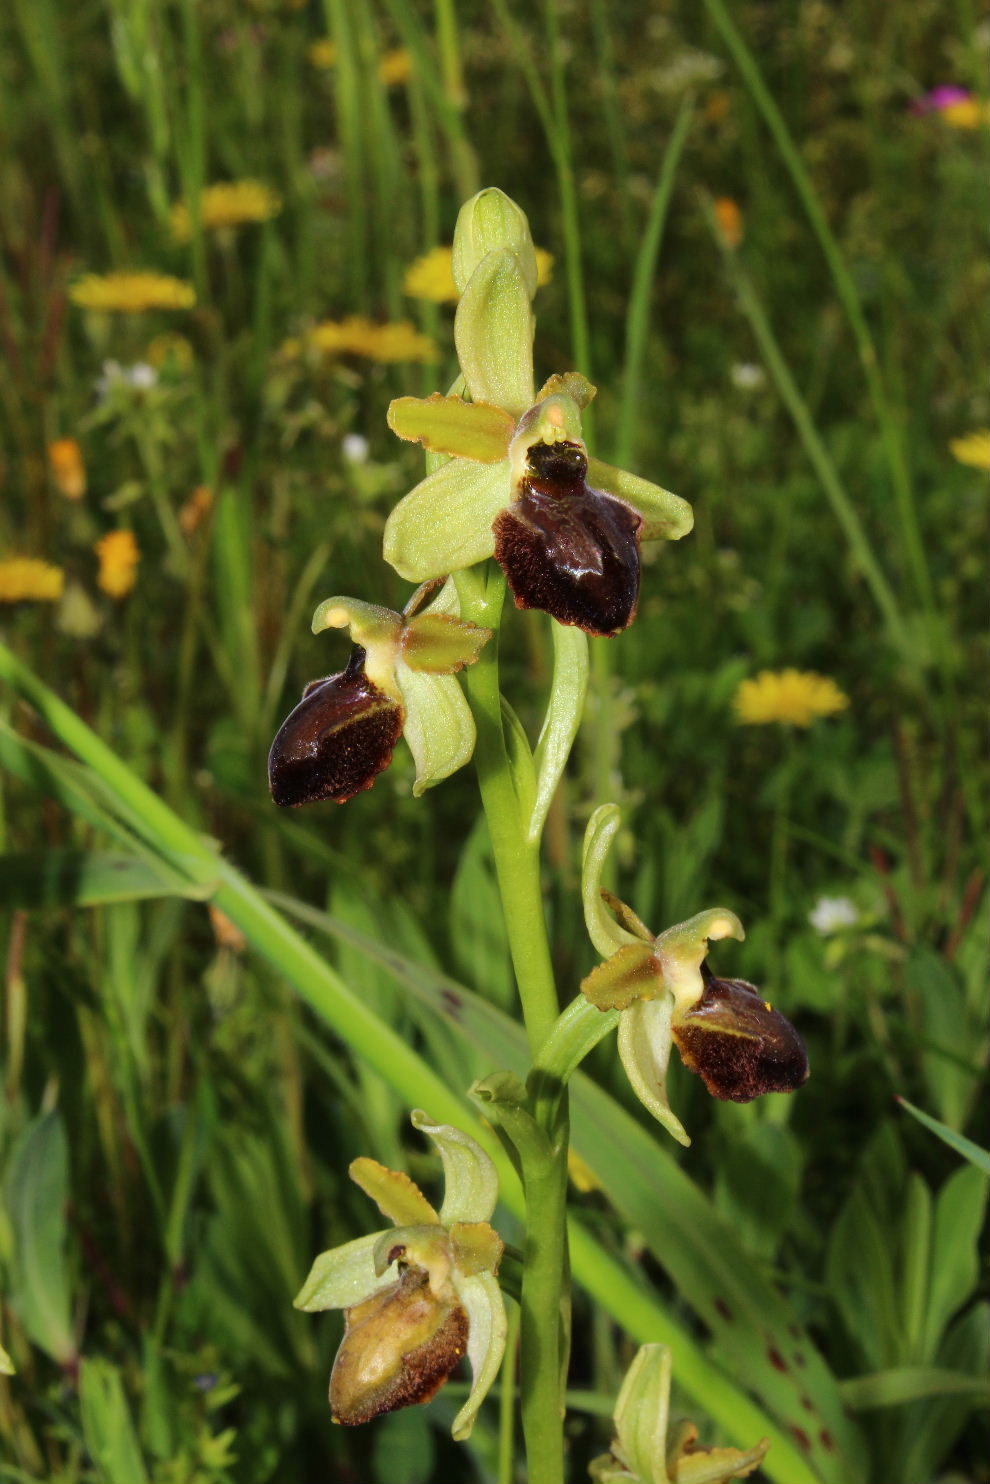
top-left (672, 974), bottom-right (809, 1103)
top-left (330, 1266), bottom-right (469, 1426)
top-left (493, 440), bottom-right (643, 637)
top-left (268, 646), bottom-right (403, 806)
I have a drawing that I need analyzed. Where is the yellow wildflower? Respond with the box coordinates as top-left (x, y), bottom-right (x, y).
top-left (379, 48), bottom-right (412, 86)
top-left (170, 181), bottom-right (281, 242)
top-left (48, 438), bottom-right (87, 500)
top-left (70, 272), bottom-right (195, 313)
top-left (0, 558), bottom-right (65, 603)
top-left (403, 244), bottom-right (554, 303)
top-left (289, 315), bottom-right (439, 364)
top-left (713, 197), bottom-right (744, 250)
top-left (942, 97), bottom-right (990, 129)
top-left (734, 670), bottom-right (849, 728)
top-left (949, 430), bottom-right (990, 470)
top-left (95, 529), bottom-right (141, 598)
top-left (309, 38), bottom-right (337, 68)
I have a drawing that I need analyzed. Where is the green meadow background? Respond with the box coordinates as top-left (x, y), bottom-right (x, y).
top-left (0, 2), bottom-right (987, 1481)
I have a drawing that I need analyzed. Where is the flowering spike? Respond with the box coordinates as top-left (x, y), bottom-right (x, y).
top-left (452, 187), bottom-right (539, 298)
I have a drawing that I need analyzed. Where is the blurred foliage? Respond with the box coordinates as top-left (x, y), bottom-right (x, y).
top-left (0, 0), bottom-right (987, 1481)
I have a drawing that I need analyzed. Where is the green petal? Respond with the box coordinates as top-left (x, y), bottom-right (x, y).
top-left (383, 458), bottom-right (511, 582)
top-left (349, 1156), bottom-right (440, 1226)
top-left (536, 371), bottom-right (597, 409)
top-left (581, 805), bottom-right (649, 958)
top-left (654, 907), bottom-right (745, 1018)
top-left (617, 998), bottom-right (691, 1147)
top-left (293, 1230), bottom-right (390, 1312)
top-left (588, 457), bottom-right (694, 542)
top-left (401, 612), bottom-right (492, 674)
top-left (395, 667), bottom-right (477, 796)
top-left (388, 395), bottom-right (515, 463)
top-left (449, 1269), bottom-right (509, 1441)
top-left (411, 1110), bottom-right (500, 1224)
top-left (454, 248), bottom-right (535, 419)
top-left (582, 941), bottom-right (661, 1011)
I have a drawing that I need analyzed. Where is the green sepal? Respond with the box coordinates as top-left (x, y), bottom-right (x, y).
top-left (411, 1109), bottom-right (501, 1225)
top-left (388, 394), bottom-right (515, 463)
top-left (528, 621), bottom-right (589, 845)
top-left (587, 457), bottom-right (694, 542)
top-left (349, 1156), bottom-right (440, 1226)
top-left (449, 1268), bottom-right (509, 1440)
top-left (383, 457), bottom-right (511, 582)
top-left (581, 805), bottom-right (645, 959)
top-left (452, 188), bottom-right (539, 298)
top-left (536, 371), bottom-right (597, 409)
top-left (293, 1231), bottom-right (391, 1312)
top-left (654, 907), bottom-right (745, 1017)
top-left (395, 667), bottom-right (478, 796)
top-left (600, 888), bottom-right (656, 944)
top-left (582, 942), bottom-right (661, 1011)
top-left (617, 997), bottom-right (690, 1147)
top-left (401, 612), bottom-right (492, 673)
top-left (454, 248), bottom-right (535, 420)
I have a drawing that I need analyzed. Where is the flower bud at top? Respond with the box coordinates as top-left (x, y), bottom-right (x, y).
top-left (452, 188), bottom-right (539, 298)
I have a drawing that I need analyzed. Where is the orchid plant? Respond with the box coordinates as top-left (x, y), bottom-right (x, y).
top-left (269, 189), bottom-right (809, 1482)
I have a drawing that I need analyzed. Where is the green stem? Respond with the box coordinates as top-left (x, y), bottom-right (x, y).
top-left (454, 567), bottom-right (558, 1053)
top-left (453, 566), bottom-right (568, 1484)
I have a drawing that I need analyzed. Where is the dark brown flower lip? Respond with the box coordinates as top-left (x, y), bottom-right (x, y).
top-left (268, 644), bottom-right (404, 806)
top-left (492, 440), bottom-right (643, 637)
top-left (672, 971), bottom-right (810, 1103)
top-left (330, 1266), bottom-right (469, 1426)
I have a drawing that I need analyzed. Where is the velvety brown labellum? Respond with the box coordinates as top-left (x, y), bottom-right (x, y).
top-left (672, 974), bottom-right (809, 1103)
top-left (493, 441), bottom-right (643, 637)
top-left (268, 645), bottom-right (403, 806)
top-left (330, 1266), bottom-right (469, 1426)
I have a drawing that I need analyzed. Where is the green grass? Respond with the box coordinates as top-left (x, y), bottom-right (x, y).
top-left (0, 2), bottom-right (987, 1482)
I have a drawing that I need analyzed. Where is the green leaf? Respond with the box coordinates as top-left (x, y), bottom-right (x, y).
top-left (895, 1096), bottom-right (990, 1176)
top-left (839, 1367), bottom-right (989, 1410)
top-left (0, 849), bottom-right (206, 907)
top-left (923, 1165), bottom-right (988, 1359)
top-left (5, 1112), bottom-right (75, 1366)
top-left (79, 1359), bottom-right (150, 1484)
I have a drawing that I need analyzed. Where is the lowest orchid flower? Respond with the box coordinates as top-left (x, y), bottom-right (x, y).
top-left (590, 1343), bottom-right (769, 1484)
top-left (293, 1112), bottom-right (507, 1440)
top-left (268, 580), bottom-right (491, 805)
top-left (382, 189), bottom-right (693, 637)
top-left (581, 806), bottom-right (809, 1145)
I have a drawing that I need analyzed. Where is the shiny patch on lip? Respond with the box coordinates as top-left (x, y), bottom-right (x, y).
top-left (268, 644), bottom-right (404, 806)
top-left (672, 971), bottom-right (810, 1102)
top-left (493, 440), bottom-right (643, 637)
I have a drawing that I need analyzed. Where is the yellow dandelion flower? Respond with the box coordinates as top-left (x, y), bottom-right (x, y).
top-left (567, 1149), bottom-right (602, 1194)
top-left (734, 669), bottom-right (849, 728)
top-left (309, 38), bottom-right (337, 68)
top-left (713, 197), bottom-right (744, 250)
top-left (949, 430), bottom-right (990, 470)
top-left (48, 438), bottom-right (87, 500)
top-left (379, 48), bottom-right (413, 86)
top-left (170, 181), bottom-right (281, 242)
top-left (297, 315), bottom-right (439, 364)
top-left (70, 272), bottom-right (195, 314)
top-left (0, 558), bottom-right (65, 603)
top-left (95, 529), bottom-right (141, 598)
top-left (403, 244), bottom-right (554, 303)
